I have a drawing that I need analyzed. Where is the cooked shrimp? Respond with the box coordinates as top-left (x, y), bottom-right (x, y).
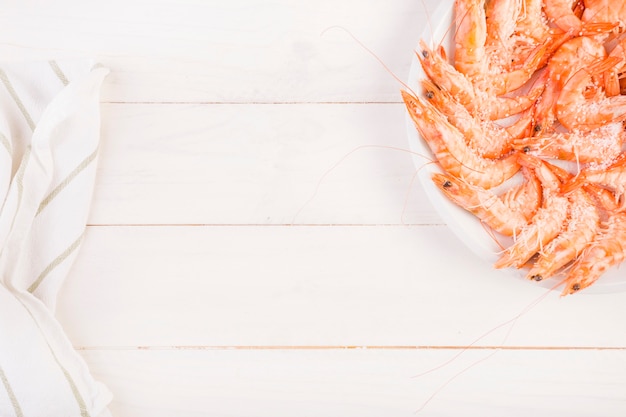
top-left (556, 56), bottom-right (626, 131)
top-left (454, 0), bottom-right (488, 78)
top-left (582, 0), bottom-right (626, 32)
top-left (418, 41), bottom-right (545, 120)
top-left (418, 41), bottom-right (474, 106)
top-left (421, 79), bottom-right (517, 158)
top-left (562, 153), bottom-right (626, 195)
top-left (459, 0), bottom-right (569, 81)
top-left (517, 0), bottom-right (553, 43)
top-left (485, 0), bottom-right (522, 49)
top-left (543, 0), bottom-right (584, 32)
top-left (494, 194), bottom-right (568, 269)
top-left (505, 108), bottom-right (535, 139)
top-left (494, 155), bottom-right (570, 269)
top-left (526, 188), bottom-right (600, 281)
top-left (584, 184), bottom-right (626, 213)
top-left (431, 171), bottom-right (533, 236)
top-left (402, 90), bottom-right (521, 188)
top-left (533, 35), bottom-right (608, 132)
top-left (544, 0), bottom-right (618, 34)
top-left (562, 212), bottom-right (626, 295)
top-left (483, 43), bottom-right (549, 94)
top-left (603, 38), bottom-right (626, 96)
top-left (497, 166), bottom-right (543, 221)
top-left (509, 1), bottom-right (593, 68)
top-left (513, 121), bottom-right (625, 164)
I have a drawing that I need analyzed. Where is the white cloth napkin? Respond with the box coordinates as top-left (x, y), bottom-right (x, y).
top-left (0, 61), bottom-right (112, 416)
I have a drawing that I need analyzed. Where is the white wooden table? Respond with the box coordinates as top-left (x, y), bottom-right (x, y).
top-left (3, 1), bottom-right (626, 415)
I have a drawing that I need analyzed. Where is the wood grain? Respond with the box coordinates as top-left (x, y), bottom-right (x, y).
top-left (0, 0), bottom-right (439, 103)
top-left (58, 226), bottom-right (626, 348)
top-left (91, 103), bottom-right (436, 225)
top-left (80, 348), bottom-right (626, 417)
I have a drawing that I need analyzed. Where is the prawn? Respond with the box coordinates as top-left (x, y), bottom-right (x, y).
top-left (584, 184), bottom-right (626, 214)
top-left (543, 0), bottom-right (619, 34)
top-left (494, 154), bottom-right (570, 269)
top-left (543, 0), bottom-right (585, 33)
top-left (562, 153), bottom-right (626, 195)
top-left (499, 166), bottom-right (543, 221)
top-left (418, 41), bottom-right (546, 120)
top-left (455, 0), bottom-right (536, 80)
top-left (431, 172), bottom-right (530, 236)
top-left (562, 211), bottom-right (626, 295)
top-left (603, 37), bottom-right (626, 97)
top-left (513, 121), bottom-right (625, 164)
top-left (454, 0), bottom-right (488, 78)
top-left (402, 90), bottom-right (520, 189)
top-left (582, 0), bottom-right (626, 33)
top-left (555, 55), bottom-right (626, 131)
top-left (516, 0), bottom-right (554, 43)
top-left (458, 0), bottom-right (574, 82)
top-left (431, 167), bottom-right (540, 236)
top-left (421, 79), bottom-right (520, 158)
top-left (533, 35), bottom-right (608, 132)
top-left (499, 0), bottom-right (583, 69)
top-left (526, 187), bottom-right (600, 281)
top-left (484, 0), bottom-right (523, 50)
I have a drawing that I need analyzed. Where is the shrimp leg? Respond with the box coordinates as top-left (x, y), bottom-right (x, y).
top-left (431, 170), bottom-right (538, 236)
top-left (526, 188), bottom-right (600, 281)
top-left (563, 212), bottom-right (626, 295)
top-left (494, 155), bottom-right (569, 269)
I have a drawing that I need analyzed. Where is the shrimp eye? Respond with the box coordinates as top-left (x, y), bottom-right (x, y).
top-left (534, 124), bottom-right (542, 133)
top-left (571, 283), bottom-right (581, 292)
top-left (425, 90), bottom-right (434, 99)
top-left (523, 146), bottom-right (531, 153)
top-left (531, 274), bottom-right (542, 281)
top-left (442, 180), bottom-right (452, 188)
top-left (421, 50), bottom-right (429, 58)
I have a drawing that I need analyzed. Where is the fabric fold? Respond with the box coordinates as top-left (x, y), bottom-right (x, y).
top-left (0, 61), bottom-right (112, 417)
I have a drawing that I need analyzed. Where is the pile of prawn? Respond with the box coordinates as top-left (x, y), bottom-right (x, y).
top-left (403, 0), bottom-right (626, 295)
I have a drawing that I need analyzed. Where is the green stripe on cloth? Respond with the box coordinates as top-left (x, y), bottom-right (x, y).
top-left (0, 365), bottom-right (24, 417)
top-left (48, 60), bottom-right (69, 86)
top-left (0, 68), bottom-right (35, 131)
top-left (27, 232), bottom-right (84, 294)
top-left (0, 132), bottom-right (11, 156)
top-left (14, 295), bottom-right (91, 417)
top-left (0, 147), bottom-right (31, 261)
top-left (37, 148), bottom-right (98, 216)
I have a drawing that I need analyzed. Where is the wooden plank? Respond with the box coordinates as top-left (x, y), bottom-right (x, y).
top-left (0, 0), bottom-right (440, 103)
top-left (80, 348), bottom-right (626, 417)
top-left (57, 225), bottom-right (626, 348)
top-left (91, 103), bottom-right (438, 225)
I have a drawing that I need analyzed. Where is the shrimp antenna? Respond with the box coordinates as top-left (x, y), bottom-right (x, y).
top-left (481, 221), bottom-right (507, 251)
top-left (291, 145), bottom-right (436, 224)
top-left (320, 25), bottom-right (419, 97)
top-left (420, 0), bottom-right (436, 50)
top-left (400, 160), bottom-right (440, 225)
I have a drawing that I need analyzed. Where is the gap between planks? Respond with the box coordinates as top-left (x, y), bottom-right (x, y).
top-left (101, 101), bottom-right (404, 105)
top-left (85, 224), bottom-right (444, 227)
top-left (74, 345), bottom-right (626, 351)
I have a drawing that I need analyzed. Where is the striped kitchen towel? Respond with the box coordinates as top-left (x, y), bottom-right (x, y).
top-left (0, 61), bottom-right (112, 416)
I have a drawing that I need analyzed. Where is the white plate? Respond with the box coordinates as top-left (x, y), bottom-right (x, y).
top-left (404, 0), bottom-right (626, 294)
